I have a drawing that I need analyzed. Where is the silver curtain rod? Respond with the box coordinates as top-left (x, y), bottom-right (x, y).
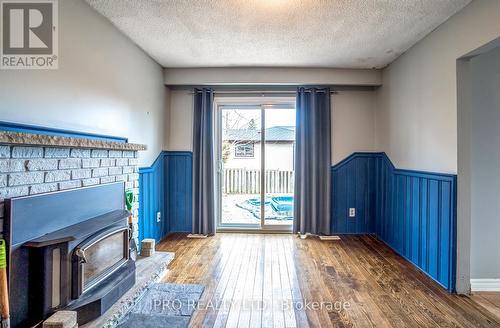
top-left (190, 90), bottom-right (338, 95)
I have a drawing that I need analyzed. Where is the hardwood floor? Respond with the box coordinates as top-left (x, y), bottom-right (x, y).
top-left (157, 233), bottom-right (500, 328)
top-left (471, 292), bottom-right (500, 322)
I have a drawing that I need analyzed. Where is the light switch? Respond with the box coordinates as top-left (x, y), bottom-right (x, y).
top-left (349, 208), bottom-right (356, 218)
top-left (156, 212), bottom-right (161, 222)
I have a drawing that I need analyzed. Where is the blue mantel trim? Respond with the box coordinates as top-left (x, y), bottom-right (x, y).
top-left (0, 120), bottom-right (128, 143)
top-left (331, 152), bottom-right (457, 292)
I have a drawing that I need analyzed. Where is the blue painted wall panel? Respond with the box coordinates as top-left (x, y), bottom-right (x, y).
top-left (138, 154), bottom-right (165, 243)
top-left (165, 152), bottom-right (193, 232)
top-left (139, 150), bottom-right (456, 292)
top-left (331, 153), bottom-right (377, 234)
top-left (138, 151), bottom-right (193, 244)
top-left (428, 180), bottom-right (439, 279)
top-left (331, 152), bottom-right (457, 292)
top-left (410, 177), bottom-right (420, 264)
top-left (421, 178), bottom-right (429, 271)
top-left (439, 182), bottom-right (451, 287)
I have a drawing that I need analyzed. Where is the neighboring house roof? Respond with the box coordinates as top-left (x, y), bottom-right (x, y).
top-left (224, 126), bottom-right (295, 142)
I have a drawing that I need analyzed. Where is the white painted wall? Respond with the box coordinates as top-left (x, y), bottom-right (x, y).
top-left (375, 0), bottom-right (500, 174)
top-left (332, 91), bottom-right (376, 164)
top-left (165, 90), bottom-right (194, 151)
top-left (0, 0), bottom-right (167, 166)
top-left (166, 90), bottom-right (377, 164)
top-left (469, 45), bottom-right (500, 280)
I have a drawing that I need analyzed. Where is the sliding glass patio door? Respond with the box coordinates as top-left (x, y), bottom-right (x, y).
top-left (216, 103), bottom-right (296, 231)
top-left (263, 107), bottom-right (296, 227)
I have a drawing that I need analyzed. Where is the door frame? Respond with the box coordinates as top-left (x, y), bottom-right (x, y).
top-left (214, 96), bottom-right (295, 232)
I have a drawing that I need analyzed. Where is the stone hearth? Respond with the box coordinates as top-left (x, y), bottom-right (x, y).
top-left (82, 252), bottom-right (175, 328)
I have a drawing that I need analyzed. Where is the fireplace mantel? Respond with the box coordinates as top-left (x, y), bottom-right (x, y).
top-left (0, 131), bottom-right (147, 151)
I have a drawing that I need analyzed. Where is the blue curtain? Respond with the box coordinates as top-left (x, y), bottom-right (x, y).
top-left (294, 87), bottom-right (332, 235)
top-left (192, 88), bottom-right (215, 235)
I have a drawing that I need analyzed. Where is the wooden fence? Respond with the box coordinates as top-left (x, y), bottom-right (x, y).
top-left (224, 168), bottom-right (294, 194)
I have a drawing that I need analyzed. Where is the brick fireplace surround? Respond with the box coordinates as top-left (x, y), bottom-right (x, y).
top-left (0, 130), bottom-right (147, 246)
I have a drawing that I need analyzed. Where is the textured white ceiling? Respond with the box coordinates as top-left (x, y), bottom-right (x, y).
top-left (86, 0), bottom-right (471, 68)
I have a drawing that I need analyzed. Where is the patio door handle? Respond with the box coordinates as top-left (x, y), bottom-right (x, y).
top-left (217, 160), bottom-right (223, 173)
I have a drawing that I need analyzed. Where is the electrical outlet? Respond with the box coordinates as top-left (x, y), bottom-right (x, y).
top-left (156, 212), bottom-right (161, 222)
top-left (349, 208), bottom-right (356, 218)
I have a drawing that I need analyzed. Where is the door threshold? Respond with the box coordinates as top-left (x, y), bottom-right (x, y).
top-left (217, 227), bottom-right (293, 234)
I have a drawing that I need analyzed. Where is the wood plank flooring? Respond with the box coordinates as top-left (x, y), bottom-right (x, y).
top-left (157, 233), bottom-right (500, 328)
top-left (471, 292), bottom-right (500, 322)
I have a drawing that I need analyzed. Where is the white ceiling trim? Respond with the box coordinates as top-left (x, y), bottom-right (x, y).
top-left (163, 67), bottom-right (381, 86)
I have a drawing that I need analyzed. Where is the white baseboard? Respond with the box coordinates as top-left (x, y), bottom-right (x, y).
top-left (296, 232), bottom-right (311, 239)
top-left (297, 233), bottom-right (341, 241)
top-left (187, 234), bottom-right (208, 239)
top-left (470, 279), bottom-right (500, 292)
top-left (319, 235), bottom-right (341, 241)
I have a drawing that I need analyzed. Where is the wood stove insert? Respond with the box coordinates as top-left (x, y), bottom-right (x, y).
top-left (5, 182), bottom-right (136, 327)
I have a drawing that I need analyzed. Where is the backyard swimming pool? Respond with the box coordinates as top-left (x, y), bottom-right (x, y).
top-left (236, 195), bottom-right (294, 220)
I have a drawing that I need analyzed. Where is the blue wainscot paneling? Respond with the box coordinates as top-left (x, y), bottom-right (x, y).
top-left (331, 153), bottom-right (377, 234)
top-left (138, 154), bottom-right (165, 243)
top-left (138, 151), bottom-right (193, 243)
top-left (375, 154), bottom-right (457, 292)
top-left (164, 151), bottom-right (193, 233)
top-left (139, 150), bottom-right (456, 292)
top-left (331, 152), bottom-right (457, 292)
